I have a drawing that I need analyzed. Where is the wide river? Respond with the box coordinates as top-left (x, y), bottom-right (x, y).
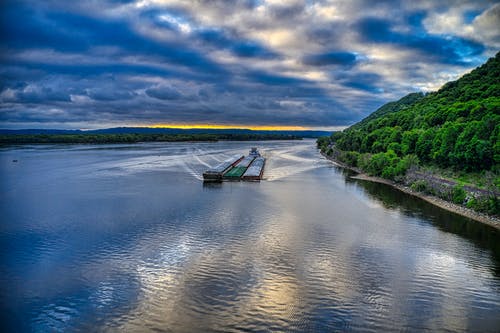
top-left (1, 140), bottom-right (499, 332)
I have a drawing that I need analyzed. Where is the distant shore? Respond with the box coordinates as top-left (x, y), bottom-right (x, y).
top-left (321, 152), bottom-right (500, 230)
top-left (0, 133), bottom-right (303, 145)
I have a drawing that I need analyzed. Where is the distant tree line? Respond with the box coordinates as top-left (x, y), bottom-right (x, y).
top-left (0, 133), bottom-right (302, 144)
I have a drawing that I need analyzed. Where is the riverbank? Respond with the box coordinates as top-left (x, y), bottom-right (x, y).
top-left (0, 133), bottom-right (303, 145)
top-left (321, 152), bottom-right (500, 230)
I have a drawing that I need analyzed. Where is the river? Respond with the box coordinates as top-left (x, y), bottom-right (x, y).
top-left (1, 140), bottom-right (499, 332)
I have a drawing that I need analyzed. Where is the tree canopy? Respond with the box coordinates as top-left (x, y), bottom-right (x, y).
top-left (325, 52), bottom-right (499, 173)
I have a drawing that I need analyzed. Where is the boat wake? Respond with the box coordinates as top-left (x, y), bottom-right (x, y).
top-left (91, 141), bottom-right (326, 182)
top-left (261, 144), bottom-right (327, 181)
top-left (265, 164), bottom-right (323, 181)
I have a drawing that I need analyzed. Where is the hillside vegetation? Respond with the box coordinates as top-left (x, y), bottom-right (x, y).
top-left (318, 52), bottom-right (499, 215)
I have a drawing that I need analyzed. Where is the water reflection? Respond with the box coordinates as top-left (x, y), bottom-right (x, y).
top-left (354, 179), bottom-right (500, 275)
top-left (1, 140), bottom-right (499, 332)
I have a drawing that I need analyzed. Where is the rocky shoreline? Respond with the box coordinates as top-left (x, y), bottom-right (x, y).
top-left (321, 152), bottom-right (500, 230)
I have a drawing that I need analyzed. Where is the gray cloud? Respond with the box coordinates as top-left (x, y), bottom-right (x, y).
top-left (302, 52), bottom-right (358, 67)
top-left (145, 86), bottom-right (182, 101)
top-left (0, 0), bottom-right (498, 129)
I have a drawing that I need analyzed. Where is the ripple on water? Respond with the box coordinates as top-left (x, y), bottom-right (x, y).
top-left (1, 141), bottom-right (499, 332)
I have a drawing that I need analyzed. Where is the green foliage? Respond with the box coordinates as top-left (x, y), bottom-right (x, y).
top-left (466, 196), bottom-right (500, 216)
top-left (338, 151), bottom-right (360, 167)
top-left (451, 185), bottom-right (467, 204)
top-left (318, 53), bottom-right (500, 216)
top-left (347, 150), bottom-right (417, 180)
top-left (317, 136), bottom-right (330, 150)
top-left (411, 180), bottom-right (429, 192)
top-left (357, 153), bottom-right (371, 171)
top-left (325, 52), bottom-right (500, 172)
top-left (364, 150), bottom-right (398, 178)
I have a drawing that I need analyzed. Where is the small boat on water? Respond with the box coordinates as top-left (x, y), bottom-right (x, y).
top-left (249, 147), bottom-right (260, 157)
top-left (203, 148), bottom-right (265, 182)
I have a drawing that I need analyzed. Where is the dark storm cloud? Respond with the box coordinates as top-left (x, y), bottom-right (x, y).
top-left (268, 2), bottom-right (306, 20)
top-left (12, 87), bottom-right (71, 103)
top-left (88, 89), bottom-right (137, 102)
top-left (145, 86), bottom-right (182, 100)
top-left (246, 70), bottom-right (310, 86)
top-left (195, 29), bottom-right (280, 59)
top-left (302, 52), bottom-right (358, 67)
top-left (231, 42), bottom-right (279, 59)
top-left (336, 72), bottom-right (384, 94)
top-left (0, 2), bottom-right (226, 74)
top-left (0, 0), bottom-right (498, 129)
top-left (2, 60), bottom-right (170, 78)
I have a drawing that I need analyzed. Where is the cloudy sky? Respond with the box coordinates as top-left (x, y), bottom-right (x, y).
top-left (1, 0), bottom-right (499, 130)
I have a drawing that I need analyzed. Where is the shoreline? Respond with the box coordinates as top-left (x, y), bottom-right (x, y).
top-left (0, 138), bottom-right (304, 146)
top-left (321, 152), bottom-right (500, 230)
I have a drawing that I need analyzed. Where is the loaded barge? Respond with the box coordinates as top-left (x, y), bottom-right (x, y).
top-left (202, 154), bottom-right (244, 181)
top-left (203, 148), bottom-right (265, 182)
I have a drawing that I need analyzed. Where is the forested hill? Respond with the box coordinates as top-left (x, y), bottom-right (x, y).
top-left (350, 92), bottom-right (425, 130)
top-left (324, 52), bottom-right (499, 173)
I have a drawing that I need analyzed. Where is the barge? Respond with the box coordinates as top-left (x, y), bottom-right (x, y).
top-left (203, 148), bottom-right (265, 182)
top-left (242, 157), bottom-right (265, 181)
top-left (202, 154), bottom-right (244, 181)
top-left (223, 155), bottom-right (256, 180)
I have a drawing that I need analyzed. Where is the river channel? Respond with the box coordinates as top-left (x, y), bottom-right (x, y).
top-left (1, 140), bottom-right (499, 332)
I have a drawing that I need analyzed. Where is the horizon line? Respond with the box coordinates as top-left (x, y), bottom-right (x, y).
top-left (1, 124), bottom-right (346, 132)
top-left (144, 124), bottom-right (310, 131)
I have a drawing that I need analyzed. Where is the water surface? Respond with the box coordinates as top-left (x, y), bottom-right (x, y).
top-left (1, 140), bottom-right (499, 332)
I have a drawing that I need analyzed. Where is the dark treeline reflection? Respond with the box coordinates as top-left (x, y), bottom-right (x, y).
top-left (352, 176), bottom-right (500, 275)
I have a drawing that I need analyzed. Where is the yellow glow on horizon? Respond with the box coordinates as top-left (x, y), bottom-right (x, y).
top-left (145, 123), bottom-right (310, 131)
